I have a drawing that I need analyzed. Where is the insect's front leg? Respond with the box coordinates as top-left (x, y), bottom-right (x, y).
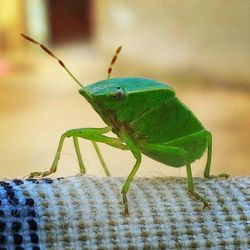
top-left (30, 126), bottom-right (128, 178)
top-left (30, 132), bottom-right (67, 177)
top-left (30, 132), bottom-right (82, 177)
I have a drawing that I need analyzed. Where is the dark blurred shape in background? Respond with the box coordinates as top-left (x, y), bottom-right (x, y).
top-left (0, 1), bottom-right (249, 178)
top-left (47, 0), bottom-right (94, 44)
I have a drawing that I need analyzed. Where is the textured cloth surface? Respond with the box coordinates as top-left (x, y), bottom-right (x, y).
top-left (0, 176), bottom-right (249, 249)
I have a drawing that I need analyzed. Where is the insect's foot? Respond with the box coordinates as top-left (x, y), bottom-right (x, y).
top-left (76, 172), bottom-right (85, 177)
top-left (122, 209), bottom-right (130, 216)
top-left (29, 172), bottom-right (43, 178)
top-left (29, 170), bottom-right (53, 178)
top-left (206, 173), bottom-right (230, 179)
top-left (122, 193), bottom-right (130, 216)
top-left (202, 201), bottom-right (211, 210)
top-left (80, 169), bottom-right (86, 175)
top-left (189, 191), bottom-right (211, 210)
top-left (41, 170), bottom-right (53, 177)
top-left (216, 173), bottom-right (230, 178)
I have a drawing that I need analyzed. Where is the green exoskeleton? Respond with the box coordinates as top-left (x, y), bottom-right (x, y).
top-left (22, 34), bottom-right (212, 215)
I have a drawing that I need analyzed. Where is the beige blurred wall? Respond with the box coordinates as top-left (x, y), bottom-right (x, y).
top-left (96, 0), bottom-right (250, 82)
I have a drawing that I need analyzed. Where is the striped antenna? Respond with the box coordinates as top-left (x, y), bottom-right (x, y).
top-left (107, 46), bottom-right (122, 79)
top-left (21, 33), bottom-right (84, 89)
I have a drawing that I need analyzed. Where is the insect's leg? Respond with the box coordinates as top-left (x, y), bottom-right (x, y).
top-left (91, 141), bottom-right (111, 176)
top-left (30, 127), bottom-right (128, 178)
top-left (73, 136), bottom-right (86, 175)
top-left (186, 162), bottom-right (210, 209)
top-left (203, 130), bottom-right (229, 179)
top-left (73, 137), bottom-right (111, 176)
top-left (141, 141), bottom-right (210, 209)
top-left (203, 130), bottom-right (212, 178)
top-left (66, 127), bottom-right (128, 150)
top-left (119, 131), bottom-right (141, 216)
top-left (30, 132), bottom-right (67, 177)
top-left (66, 127), bottom-right (128, 176)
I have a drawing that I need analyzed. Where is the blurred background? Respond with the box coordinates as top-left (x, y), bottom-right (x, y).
top-left (0, 0), bottom-right (249, 179)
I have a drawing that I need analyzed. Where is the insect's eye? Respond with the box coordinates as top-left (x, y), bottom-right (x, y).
top-left (113, 86), bottom-right (125, 100)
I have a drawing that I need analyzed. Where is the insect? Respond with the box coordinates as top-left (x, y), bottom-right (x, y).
top-left (21, 33), bottom-right (212, 215)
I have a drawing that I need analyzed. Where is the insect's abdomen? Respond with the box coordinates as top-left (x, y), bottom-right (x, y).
top-left (131, 97), bottom-right (204, 144)
top-left (129, 97), bottom-right (207, 167)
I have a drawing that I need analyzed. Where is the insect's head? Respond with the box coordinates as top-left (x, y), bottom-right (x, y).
top-left (80, 77), bottom-right (175, 122)
top-left (79, 78), bottom-right (126, 109)
top-left (77, 78), bottom-right (128, 126)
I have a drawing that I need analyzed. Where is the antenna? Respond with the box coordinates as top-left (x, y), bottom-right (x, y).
top-left (21, 33), bottom-right (84, 89)
top-left (107, 46), bottom-right (122, 79)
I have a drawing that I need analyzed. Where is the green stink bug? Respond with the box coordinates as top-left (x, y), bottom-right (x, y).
top-left (21, 34), bottom-right (212, 215)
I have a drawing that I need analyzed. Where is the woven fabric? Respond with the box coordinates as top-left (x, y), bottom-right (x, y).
top-left (0, 176), bottom-right (249, 250)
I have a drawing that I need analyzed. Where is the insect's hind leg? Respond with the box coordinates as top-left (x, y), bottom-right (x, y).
top-left (203, 130), bottom-right (212, 178)
top-left (141, 141), bottom-right (210, 209)
top-left (203, 130), bottom-right (229, 179)
top-left (186, 162), bottom-right (210, 209)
